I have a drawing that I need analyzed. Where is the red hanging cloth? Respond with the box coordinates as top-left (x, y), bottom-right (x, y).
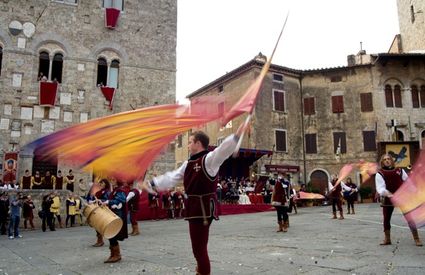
top-left (39, 82), bottom-right (58, 106)
top-left (100, 86), bottom-right (116, 110)
top-left (105, 8), bottom-right (120, 29)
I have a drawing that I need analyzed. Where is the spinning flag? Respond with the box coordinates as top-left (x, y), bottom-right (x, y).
top-left (26, 15), bottom-right (290, 183)
top-left (392, 149), bottom-right (425, 228)
top-left (26, 97), bottom-right (223, 182)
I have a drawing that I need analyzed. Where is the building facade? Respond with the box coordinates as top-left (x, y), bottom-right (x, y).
top-left (0, 0), bottom-right (177, 184)
top-left (178, 0), bottom-right (425, 194)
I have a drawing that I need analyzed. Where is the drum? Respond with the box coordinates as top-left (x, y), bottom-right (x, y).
top-left (83, 204), bottom-right (123, 239)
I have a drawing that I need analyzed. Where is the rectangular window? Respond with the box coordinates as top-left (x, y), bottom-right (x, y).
top-left (305, 133), bottom-right (317, 154)
top-left (303, 97), bottom-right (315, 115)
top-left (103, 0), bottom-right (124, 10)
top-left (218, 102), bottom-right (224, 116)
top-left (412, 86), bottom-right (420, 108)
top-left (360, 93), bottom-right (373, 112)
top-left (275, 129), bottom-right (287, 152)
top-left (273, 90), bottom-right (285, 112)
top-left (362, 131), bottom-right (376, 151)
top-left (176, 135), bottom-right (183, 148)
top-left (330, 75), bottom-right (342, 82)
top-left (218, 85), bottom-right (224, 93)
top-left (385, 85), bottom-right (394, 107)
top-left (331, 95), bottom-right (344, 113)
top-left (273, 73), bottom-right (284, 83)
top-left (333, 132), bottom-right (347, 154)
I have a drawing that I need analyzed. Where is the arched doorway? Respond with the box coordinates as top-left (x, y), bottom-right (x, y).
top-left (32, 147), bottom-right (58, 177)
top-left (309, 169), bottom-right (329, 194)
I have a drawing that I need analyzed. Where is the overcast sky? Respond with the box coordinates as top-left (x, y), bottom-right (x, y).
top-left (176, 0), bottom-right (400, 102)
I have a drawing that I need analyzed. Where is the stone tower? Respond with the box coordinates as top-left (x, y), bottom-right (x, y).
top-left (397, 0), bottom-right (425, 52)
top-left (0, 0), bottom-right (177, 182)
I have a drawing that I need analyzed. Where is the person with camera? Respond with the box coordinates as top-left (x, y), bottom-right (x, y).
top-left (8, 192), bottom-right (24, 239)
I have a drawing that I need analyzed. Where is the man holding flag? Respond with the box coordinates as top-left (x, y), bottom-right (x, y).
top-left (375, 153), bottom-right (422, 246)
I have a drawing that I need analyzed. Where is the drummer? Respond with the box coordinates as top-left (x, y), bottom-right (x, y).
top-left (101, 177), bottom-right (128, 263)
top-left (89, 179), bottom-right (111, 247)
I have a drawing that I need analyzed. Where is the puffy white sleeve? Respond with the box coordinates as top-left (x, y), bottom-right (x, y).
top-left (152, 161), bottom-right (187, 191)
top-left (375, 173), bottom-right (391, 197)
top-left (204, 134), bottom-right (239, 177)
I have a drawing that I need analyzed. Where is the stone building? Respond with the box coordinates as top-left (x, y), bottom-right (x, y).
top-left (0, 0), bottom-right (177, 185)
top-left (177, 0), bottom-right (425, 194)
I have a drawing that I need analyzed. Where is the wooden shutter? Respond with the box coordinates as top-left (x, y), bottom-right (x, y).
top-left (305, 133), bottom-right (317, 154)
top-left (420, 85), bottom-right (425, 108)
top-left (304, 97), bottom-right (315, 115)
top-left (394, 85), bottom-right (402, 107)
top-left (333, 132), bottom-right (347, 154)
top-left (362, 131), bottom-right (376, 151)
top-left (332, 96), bottom-right (344, 113)
top-left (360, 93), bottom-right (373, 112)
top-left (218, 102), bottom-right (224, 115)
top-left (385, 85), bottom-right (394, 107)
top-left (273, 91), bottom-right (285, 112)
top-left (411, 85), bottom-right (419, 108)
top-left (275, 130), bottom-right (287, 152)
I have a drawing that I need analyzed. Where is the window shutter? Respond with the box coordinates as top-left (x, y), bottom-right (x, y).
top-left (275, 130), bottom-right (287, 152)
top-left (420, 85), bottom-right (425, 108)
top-left (273, 91), bottom-right (285, 112)
top-left (394, 85), bottom-right (402, 107)
top-left (332, 96), bottom-right (344, 113)
top-left (218, 102), bottom-right (224, 115)
top-left (333, 132), bottom-right (347, 154)
top-left (411, 85), bottom-right (419, 108)
top-left (385, 85), bottom-right (394, 107)
top-left (362, 131), bottom-right (376, 151)
top-left (360, 93), bottom-right (373, 112)
top-left (304, 97), bottom-right (315, 115)
top-left (305, 133), bottom-right (317, 154)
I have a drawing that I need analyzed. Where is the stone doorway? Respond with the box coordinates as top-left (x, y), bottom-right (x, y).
top-left (310, 169), bottom-right (329, 194)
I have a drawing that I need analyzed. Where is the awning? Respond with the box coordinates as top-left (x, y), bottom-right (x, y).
top-left (39, 82), bottom-right (58, 106)
top-left (208, 146), bottom-right (273, 158)
top-left (265, 164), bottom-right (300, 173)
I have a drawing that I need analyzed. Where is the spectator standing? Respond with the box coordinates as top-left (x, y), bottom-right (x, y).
top-left (41, 193), bottom-right (55, 232)
top-left (65, 170), bottom-right (75, 192)
top-left (8, 192), bottom-right (23, 239)
top-left (23, 195), bottom-right (35, 230)
top-left (65, 193), bottom-right (76, 227)
top-left (55, 170), bottom-right (64, 190)
top-left (50, 192), bottom-right (63, 228)
top-left (20, 170), bottom-right (32, 190)
top-left (0, 191), bottom-right (9, 235)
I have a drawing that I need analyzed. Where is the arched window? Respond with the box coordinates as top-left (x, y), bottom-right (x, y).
top-left (384, 84), bottom-right (403, 108)
top-left (51, 53), bottom-right (63, 83)
top-left (38, 51), bottom-right (50, 80)
top-left (395, 130), bottom-right (404, 141)
top-left (108, 59), bottom-right (119, 88)
top-left (96, 57), bottom-right (108, 86)
top-left (0, 45), bottom-right (3, 76)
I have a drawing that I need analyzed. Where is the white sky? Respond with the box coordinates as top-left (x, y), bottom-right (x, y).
top-left (176, 0), bottom-right (400, 102)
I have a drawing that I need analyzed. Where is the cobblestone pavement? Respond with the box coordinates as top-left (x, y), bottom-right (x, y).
top-left (1, 203), bottom-right (425, 275)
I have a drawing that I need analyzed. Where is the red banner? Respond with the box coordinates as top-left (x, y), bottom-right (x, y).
top-left (100, 87), bottom-right (116, 110)
top-left (39, 82), bottom-right (58, 106)
top-left (105, 8), bottom-right (120, 29)
top-left (3, 152), bottom-right (18, 184)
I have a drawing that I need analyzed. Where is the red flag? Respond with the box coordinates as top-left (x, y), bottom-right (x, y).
top-left (221, 13), bottom-right (289, 126)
